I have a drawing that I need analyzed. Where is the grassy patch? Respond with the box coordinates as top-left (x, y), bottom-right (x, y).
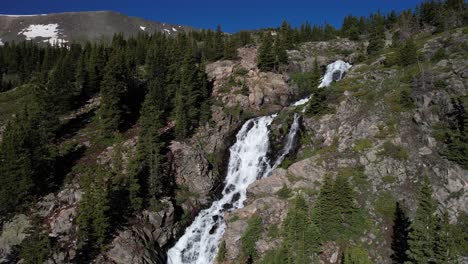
top-left (352, 138), bottom-right (373, 152)
top-left (276, 184), bottom-right (292, 200)
top-left (378, 141), bottom-right (409, 161)
top-left (375, 191), bottom-right (396, 220)
top-left (382, 175), bottom-right (397, 184)
top-left (240, 215), bottom-right (263, 261)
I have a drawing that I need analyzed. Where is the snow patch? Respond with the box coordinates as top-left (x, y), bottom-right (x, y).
top-left (140, 26), bottom-right (146, 31)
top-left (0, 39), bottom-right (3, 46)
top-left (163, 29), bottom-right (171, 34)
top-left (0, 14), bottom-right (46, 17)
top-left (18, 24), bottom-right (67, 45)
top-left (172, 27), bottom-right (177, 32)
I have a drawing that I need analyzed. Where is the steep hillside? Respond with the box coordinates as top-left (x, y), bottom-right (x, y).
top-left (0, 11), bottom-right (192, 45)
top-left (219, 28), bottom-right (468, 264)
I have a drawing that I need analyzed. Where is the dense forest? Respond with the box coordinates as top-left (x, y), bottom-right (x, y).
top-left (0, 0), bottom-right (467, 262)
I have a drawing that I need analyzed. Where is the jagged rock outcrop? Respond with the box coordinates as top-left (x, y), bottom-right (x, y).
top-left (0, 215), bottom-right (31, 263)
top-left (220, 30), bottom-right (467, 263)
top-left (102, 200), bottom-right (176, 264)
top-left (171, 47), bottom-right (294, 205)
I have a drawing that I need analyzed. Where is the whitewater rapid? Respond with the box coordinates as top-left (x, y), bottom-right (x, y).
top-left (167, 60), bottom-right (351, 264)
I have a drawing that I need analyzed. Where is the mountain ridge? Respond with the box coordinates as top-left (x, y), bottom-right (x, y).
top-left (0, 10), bottom-right (194, 45)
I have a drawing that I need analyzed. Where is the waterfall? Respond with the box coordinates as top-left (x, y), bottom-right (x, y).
top-left (167, 115), bottom-right (276, 264)
top-left (167, 60), bottom-right (351, 264)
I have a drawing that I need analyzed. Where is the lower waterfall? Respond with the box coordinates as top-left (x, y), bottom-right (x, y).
top-left (167, 60), bottom-right (351, 264)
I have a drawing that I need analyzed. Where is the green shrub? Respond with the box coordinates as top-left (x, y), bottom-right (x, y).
top-left (382, 175), bottom-right (397, 184)
top-left (378, 141), bottom-right (409, 161)
top-left (276, 184), bottom-right (292, 199)
top-left (216, 241), bottom-right (227, 263)
top-left (375, 192), bottom-right (396, 220)
top-left (343, 245), bottom-right (373, 264)
top-left (352, 139), bottom-right (373, 152)
top-left (431, 48), bottom-right (447, 62)
top-left (240, 215), bottom-right (263, 261)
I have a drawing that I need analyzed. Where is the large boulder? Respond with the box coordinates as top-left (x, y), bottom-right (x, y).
top-left (0, 214), bottom-right (31, 263)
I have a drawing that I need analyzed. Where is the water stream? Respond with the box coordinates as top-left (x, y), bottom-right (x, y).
top-left (167, 60), bottom-right (351, 264)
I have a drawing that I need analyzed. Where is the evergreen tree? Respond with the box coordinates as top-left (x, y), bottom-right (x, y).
top-left (257, 32), bottom-right (275, 72)
top-left (407, 176), bottom-right (438, 263)
top-left (280, 20), bottom-right (293, 49)
top-left (399, 38), bottom-right (418, 66)
top-left (433, 212), bottom-right (456, 263)
top-left (391, 202), bottom-right (411, 264)
top-left (98, 49), bottom-right (128, 138)
top-left (213, 25), bottom-right (224, 60)
top-left (0, 105), bottom-right (55, 215)
top-left (19, 223), bottom-right (51, 264)
top-left (312, 175), bottom-right (340, 240)
top-left (367, 12), bottom-right (386, 55)
top-left (283, 195), bottom-right (321, 263)
top-left (273, 34), bottom-right (288, 70)
top-left (77, 165), bottom-right (111, 252)
top-left (223, 36), bottom-right (238, 60)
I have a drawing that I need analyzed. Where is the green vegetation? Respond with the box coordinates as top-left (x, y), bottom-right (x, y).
top-left (343, 245), bottom-right (372, 264)
top-left (240, 215), bottom-right (263, 262)
top-left (352, 138), bottom-right (373, 152)
top-left (378, 141), bottom-right (409, 161)
top-left (290, 61), bottom-right (321, 98)
top-left (375, 192), bottom-right (396, 220)
top-left (433, 96), bottom-right (468, 168)
top-left (276, 184), bottom-right (292, 199)
top-left (216, 240), bottom-right (227, 263)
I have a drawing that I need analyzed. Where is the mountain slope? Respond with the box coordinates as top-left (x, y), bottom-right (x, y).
top-left (0, 11), bottom-right (192, 45)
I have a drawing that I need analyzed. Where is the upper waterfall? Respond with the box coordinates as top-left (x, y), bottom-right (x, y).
top-left (166, 60), bottom-right (351, 264)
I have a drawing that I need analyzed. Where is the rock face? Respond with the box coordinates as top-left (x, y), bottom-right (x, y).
top-left (207, 47), bottom-right (292, 115)
top-left (171, 47), bottom-right (294, 205)
top-left (288, 39), bottom-right (360, 72)
top-left (103, 200), bottom-right (176, 264)
top-left (0, 215), bottom-right (31, 263)
top-left (220, 30), bottom-right (467, 263)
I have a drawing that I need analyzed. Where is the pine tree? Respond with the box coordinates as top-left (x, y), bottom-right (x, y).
top-left (280, 20), bottom-right (293, 49)
top-left (367, 12), bottom-right (386, 55)
top-left (407, 176), bottom-right (438, 263)
top-left (433, 212), bottom-right (455, 263)
top-left (98, 49), bottom-right (128, 138)
top-left (223, 36), bottom-right (238, 60)
top-left (283, 195), bottom-right (321, 263)
top-left (273, 34), bottom-right (288, 70)
top-left (391, 202), bottom-right (411, 264)
top-left (312, 175), bottom-right (340, 240)
top-left (399, 38), bottom-right (418, 66)
top-left (0, 105), bottom-right (55, 215)
top-left (213, 25), bottom-right (224, 60)
top-left (257, 32), bottom-right (275, 72)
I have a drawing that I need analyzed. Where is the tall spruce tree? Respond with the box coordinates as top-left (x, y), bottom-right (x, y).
top-left (391, 202), bottom-right (411, 264)
top-left (257, 32), bottom-right (275, 72)
top-left (367, 12), bottom-right (386, 55)
top-left (407, 176), bottom-right (438, 263)
top-left (98, 48), bottom-right (128, 138)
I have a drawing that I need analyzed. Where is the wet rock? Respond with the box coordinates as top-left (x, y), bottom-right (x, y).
top-left (0, 214), bottom-right (31, 262)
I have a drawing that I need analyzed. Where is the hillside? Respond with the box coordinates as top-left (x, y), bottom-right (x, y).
top-left (0, 1), bottom-right (467, 264)
top-left (0, 11), bottom-right (192, 45)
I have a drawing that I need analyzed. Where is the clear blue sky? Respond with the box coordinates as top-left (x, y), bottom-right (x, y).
top-left (1, 0), bottom-right (427, 32)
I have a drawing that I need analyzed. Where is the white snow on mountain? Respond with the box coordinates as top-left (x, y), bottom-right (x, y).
top-left (18, 24), bottom-right (67, 45)
top-left (163, 29), bottom-right (170, 33)
top-left (0, 14), bottom-right (46, 17)
top-left (140, 26), bottom-right (146, 31)
top-left (0, 39), bottom-right (3, 46)
top-left (172, 27), bottom-right (177, 32)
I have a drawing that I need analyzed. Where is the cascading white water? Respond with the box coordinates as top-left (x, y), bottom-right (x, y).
top-left (293, 60), bottom-right (353, 108)
top-left (167, 60), bottom-right (351, 264)
top-left (167, 115), bottom-right (276, 264)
